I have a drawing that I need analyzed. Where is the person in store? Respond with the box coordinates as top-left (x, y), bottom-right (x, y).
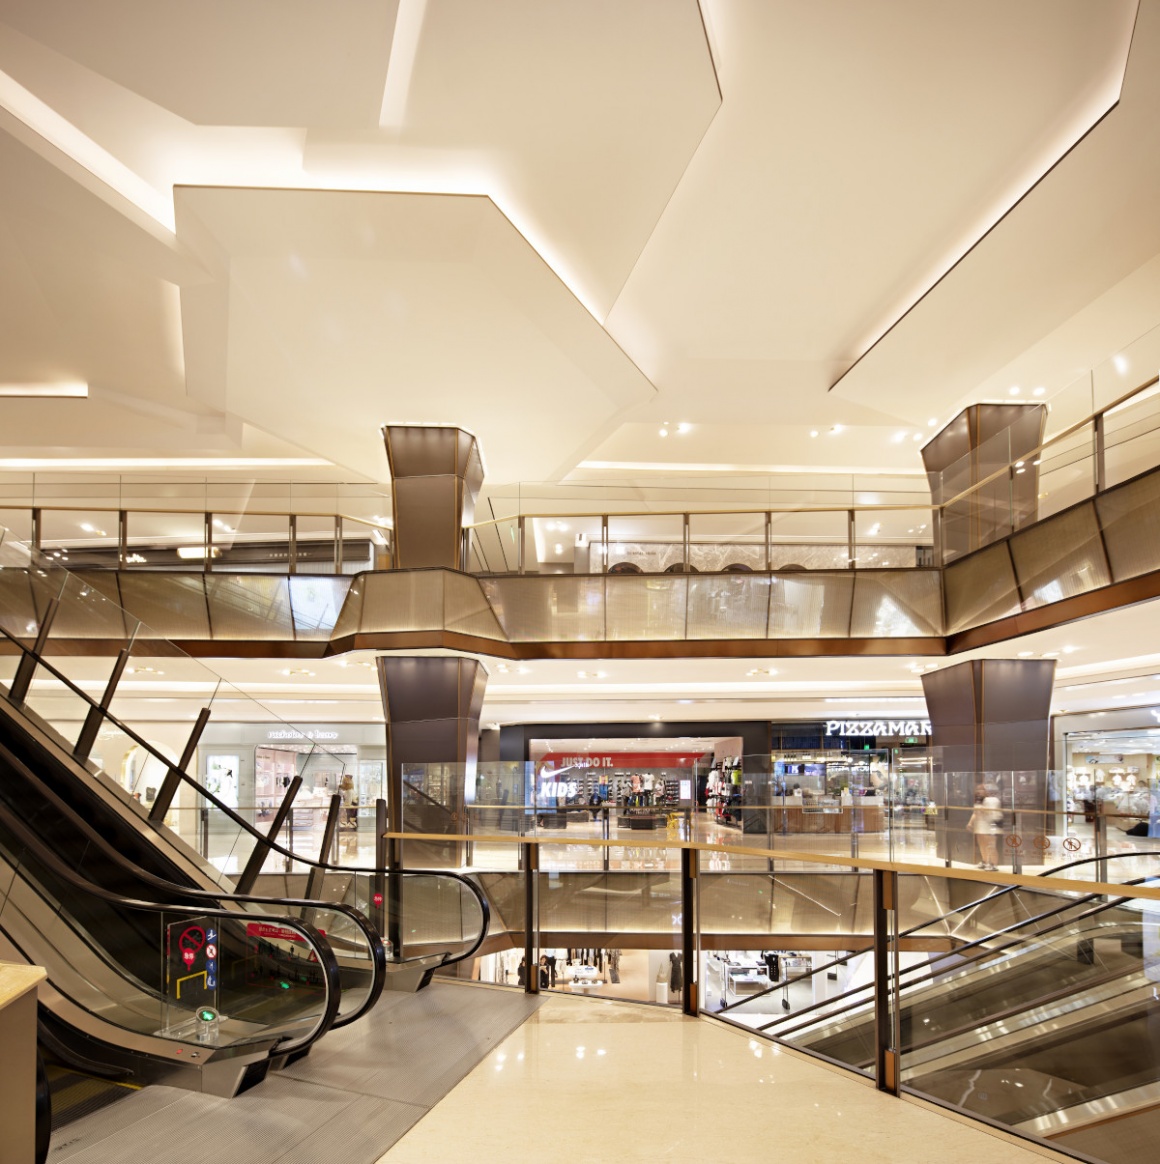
top-left (538, 955), bottom-right (551, 989)
top-left (339, 774), bottom-right (357, 829)
top-left (967, 783), bottom-right (1003, 871)
top-left (517, 957), bottom-right (526, 986)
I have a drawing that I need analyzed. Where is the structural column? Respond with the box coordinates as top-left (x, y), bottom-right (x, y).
top-left (922, 403), bottom-right (1045, 562)
top-left (382, 424), bottom-right (484, 569)
top-left (922, 658), bottom-right (1056, 867)
top-left (377, 656), bottom-right (487, 867)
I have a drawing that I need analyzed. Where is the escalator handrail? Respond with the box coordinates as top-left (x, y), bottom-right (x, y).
top-left (757, 877), bottom-right (1154, 1038)
top-left (719, 849), bottom-right (1160, 1015)
top-left (0, 800), bottom-right (342, 1056)
top-left (0, 740), bottom-right (386, 1029)
top-left (0, 623), bottom-right (491, 969)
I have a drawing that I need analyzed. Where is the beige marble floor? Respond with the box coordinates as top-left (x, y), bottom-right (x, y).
top-left (376, 992), bottom-right (1075, 1164)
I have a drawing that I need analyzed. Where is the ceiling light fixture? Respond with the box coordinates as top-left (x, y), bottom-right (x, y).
top-left (0, 457), bottom-right (330, 470)
top-left (830, 424), bottom-right (843, 435)
top-left (0, 381), bottom-right (88, 398)
top-left (677, 423), bottom-right (691, 434)
top-left (1032, 387), bottom-right (1046, 397)
top-left (1009, 386), bottom-right (1022, 396)
top-left (809, 430), bottom-right (819, 438)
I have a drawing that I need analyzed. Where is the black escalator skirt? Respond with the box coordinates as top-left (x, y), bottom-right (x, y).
top-left (41, 1055), bottom-right (137, 1130)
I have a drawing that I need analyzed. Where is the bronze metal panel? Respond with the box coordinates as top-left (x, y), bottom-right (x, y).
top-left (1095, 468), bottom-right (1160, 581)
top-left (1008, 501), bottom-right (1110, 608)
top-left (921, 657), bottom-right (1054, 773)
top-left (943, 542), bottom-right (1021, 633)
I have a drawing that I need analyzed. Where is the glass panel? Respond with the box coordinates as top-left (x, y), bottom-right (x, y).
top-left (1035, 421), bottom-right (1095, 520)
top-left (687, 511), bottom-right (767, 572)
top-left (852, 508), bottom-right (934, 568)
top-left (605, 514), bottom-right (684, 573)
top-left (1104, 384), bottom-right (1160, 489)
top-left (38, 508), bottom-right (119, 569)
top-left (293, 514), bottom-right (340, 574)
top-left (767, 510), bottom-right (849, 569)
top-left (468, 516), bottom-right (520, 574)
top-left (122, 508), bottom-right (207, 570)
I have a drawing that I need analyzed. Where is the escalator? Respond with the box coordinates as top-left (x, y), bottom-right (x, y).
top-left (722, 856), bottom-right (1160, 1161)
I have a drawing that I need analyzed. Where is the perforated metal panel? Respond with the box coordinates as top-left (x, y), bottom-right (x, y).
top-left (943, 542), bottom-right (1021, 633)
top-left (49, 574), bottom-right (133, 641)
top-left (685, 574), bottom-right (771, 638)
top-left (768, 572), bottom-right (854, 637)
top-left (1009, 500), bottom-right (1110, 609)
top-left (352, 570), bottom-right (445, 633)
top-left (442, 573), bottom-right (505, 639)
top-left (205, 574), bottom-right (293, 639)
top-left (0, 569), bottom-right (43, 639)
top-left (1095, 468), bottom-right (1160, 582)
top-left (849, 571), bottom-right (943, 637)
top-left (480, 576), bottom-right (605, 642)
top-left (605, 574), bottom-right (687, 640)
top-left (116, 573), bottom-right (210, 639)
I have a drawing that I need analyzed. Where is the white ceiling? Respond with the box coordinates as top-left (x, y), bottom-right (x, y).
top-left (0, 1), bottom-right (1153, 486)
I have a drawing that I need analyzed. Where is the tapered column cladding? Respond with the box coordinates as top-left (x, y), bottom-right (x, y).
top-left (922, 658), bottom-right (1057, 868)
top-left (922, 403), bottom-right (1045, 562)
top-left (376, 656), bottom-right (487, 862)
top-left (382, 425), bottom-right (484, 569)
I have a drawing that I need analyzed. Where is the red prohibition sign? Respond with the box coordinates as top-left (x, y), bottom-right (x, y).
top-left (1005, 834), bottom-right (1023, 849)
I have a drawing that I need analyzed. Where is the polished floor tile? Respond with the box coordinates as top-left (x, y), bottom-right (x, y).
top-left (378, 993), bottom-right (1074, 1164)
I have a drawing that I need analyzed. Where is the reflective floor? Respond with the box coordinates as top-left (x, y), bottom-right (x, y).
top-left (376, 990), bottom-right (1072, 1164)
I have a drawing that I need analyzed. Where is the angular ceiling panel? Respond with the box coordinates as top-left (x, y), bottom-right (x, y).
top-left (0, 0), bottom-right (397, 127)
top-left (175, 186), bottom-right (656, 483)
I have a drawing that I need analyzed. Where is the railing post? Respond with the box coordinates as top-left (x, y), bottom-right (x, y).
top-left (1094, 809), bottom-right (1108, 883)
top-left (204, 512), bottom-right (213, 573)
top-left (9, 596), bottom-right (60, 705)
top-left (1093, 412), bottom-right (1106, 494)
top-left (682, 512), bottom-right (690, 570)
top-left (30, 507), bottom-right (42, 562)
top-left (931, 506), bottom-right (943, 568)
top-left (847, 509), bottom-right (856, 569)
top-left (288, 514), bottom-right (298, 575)
top-left (680, 845), bottom-right (698, 1016)
top-left (523, 840), bottom-right (539, 994)
top-left (334, 515), bottom-right (343, 574)
top-left (149, 706), bottom-right (211, 822)
top-left (764, 511), bottom-right (772, 571)
top-left (117, 510), bottom-right (128, 569)
top-left (74, 645), bottom-right (132, 763)
top-left (305, 795), bottom-right (343, 900)
top-left (517, 516), bottom-right (525, 575)
top-left (380, 799), bottom-right (397, 959)
top-left (601, 515), bottom-right (609, 572)
top-left (236, 775), bottom-right (301, 893)
top-left (873, 868), bottom-right (900, 1095)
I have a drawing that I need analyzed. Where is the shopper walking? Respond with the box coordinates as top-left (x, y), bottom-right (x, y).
top-left (967, 783), bottom-right (1003, 871)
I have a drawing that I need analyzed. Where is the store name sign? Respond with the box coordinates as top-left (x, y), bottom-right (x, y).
top-left (265, 729), bottom-right (339, 741)
top-left (825, 720), bottom-right (931, 738)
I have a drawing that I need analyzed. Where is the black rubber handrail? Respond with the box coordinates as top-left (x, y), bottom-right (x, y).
top-left (0, 738), bottom-right (386, 1029)
top-left (0, 623), bottom-right (491, 969)
top-left (719, 849), bottom-right (1160, 1015)
top-left (0, 799), bottom-right (342, 1057)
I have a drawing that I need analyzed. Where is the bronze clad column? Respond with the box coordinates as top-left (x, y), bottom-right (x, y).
top-left (377, 656), bottom-right (487, 868)
top-left (922, 658), bottom-right (1056, 868)
top-left (922, 403), bottom-right (1045, 563)
top-left (382, 425), bottom-right (484, 569)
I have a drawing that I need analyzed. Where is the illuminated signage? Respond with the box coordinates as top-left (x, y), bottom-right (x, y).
top-left (825, 720), bottom-right (931, 737)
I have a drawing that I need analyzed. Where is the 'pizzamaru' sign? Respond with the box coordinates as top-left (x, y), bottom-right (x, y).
top-left (825, 720), bottom-right (931, 737)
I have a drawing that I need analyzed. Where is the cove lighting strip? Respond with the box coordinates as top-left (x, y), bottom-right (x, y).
top-left (0, 382), bottom-right (88, 398)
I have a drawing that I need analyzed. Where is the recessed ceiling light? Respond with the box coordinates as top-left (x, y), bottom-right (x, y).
top-left (658, 427), bottom-right (668, 437)
top-left (927, 418), bottom-right (937, 426)
top-left (1032, 386), bottom-right (1046, 397)
top-left (677, 423), bottom-right (691, 434)
top-left (809, 430), bottom-right (819, 438)
top-left (892, 431), bottom-right (907, 443)
top-left (830, 424), bottom-right (843, 434)
top-left (1009, 386), bottom-right (1022, 395)
top-left (912, 433), bottom-right (923, 442)
top-left (1017, 651), bottom-right (1033, 657)
top-left (1062, 645), bottom-right (1079, 654)
top-left (1113, 354), bottom-right (1129, 375)
top-left (1042, 651), bottom-right (1060, 658)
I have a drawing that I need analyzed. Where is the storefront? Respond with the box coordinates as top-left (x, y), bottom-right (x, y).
top-left (1056, 710), bottom-right (1160, 837)
top-left (195, 721), bottom-right (388, 828)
